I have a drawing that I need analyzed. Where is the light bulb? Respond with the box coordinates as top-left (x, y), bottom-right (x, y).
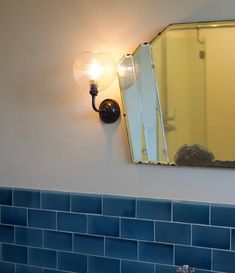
top-left (73, 51), bottom-right (116, 91)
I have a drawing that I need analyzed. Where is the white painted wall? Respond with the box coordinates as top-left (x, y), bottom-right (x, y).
top-left (1, 0), bottom-right (235, 204)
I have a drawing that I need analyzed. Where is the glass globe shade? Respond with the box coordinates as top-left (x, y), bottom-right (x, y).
top-left (73, 51), bottom-right (116, 91)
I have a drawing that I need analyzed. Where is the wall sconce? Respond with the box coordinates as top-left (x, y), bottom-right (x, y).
top-left (73, 51), bottom-right (120, 123)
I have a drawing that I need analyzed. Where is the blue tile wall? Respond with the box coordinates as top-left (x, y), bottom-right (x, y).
top-left (0, 188), bottom-right (12, 205)
top-left (41, 191), bottom-right (70, 211)
top-left (13, 189), bottom-right (40, 208)
top-left (0, 261), bottom-right (15, 273)
top-left (103, 196), bottom-right (136, 217)
top-left (74, 234), bottom-right (104, 255)
top-left (15, 227), bottom-right (43, 247)
top-left (1, 187), bottom-right (235, 273)
top-left (121, 218), bottom-right (154, 241)
top-left (15, 264), bottom-right (43, 273)
top-left (29, 248), bottom-right (57, 268)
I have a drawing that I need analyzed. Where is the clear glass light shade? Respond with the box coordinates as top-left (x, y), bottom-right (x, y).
top-left (73, 51), bottom-right (116, 91)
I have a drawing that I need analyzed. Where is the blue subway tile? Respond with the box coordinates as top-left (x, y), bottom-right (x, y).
top-left (58, 252), bottom-right (87, 273)
top-left (121, 218), bottom-right (154, 241)
top-left (175, 245), bottom-right (211, 270)
top-left (72, 193), bottom-right (102, 214)
top-left (88, 215), bottom-right (119, 237)
top-left (121, 261), bottom-right (154, 273)
top-left (155, 265), bottom-right (217, 273)
top-left (0, 188), bottom-right (12, 205)
top-left (29, 248), bottom-right (57, 269)
top-left (41, 191), bottom-right (70, 211)
top-left (211, 204), bottom-right (235, 227)
top-left (231, 229), bottom-right (235, 250)
top-left (0, 262), bottom-right (15, 273)
top-left (103, 196), bottom-right (136, 217)
top-left (16, 264), bottom-right (43, 273)
top-left (16, 227), bottom-right (42, 247)
top-left (89, 256), bottom-right (120, 273)
top-left (155, 264), bottom-right (177, 273)
top-left (137, 198), bottom-right (171, 220)
top-left (155, 221), bottom-right (191, 245)
top-left (173, 201), bottom-right (209, 224)
top-left (44, 270), bottom-right (70, 273)
top-left (13, 189), bottom-right (40, 208)
top-left (2, 206), bottom-right (27, 226)
top-left (106, 238), bottom-right (137, 260)
top-left (28, 209), bottom-right (56, 229)
top-left (192, 225), bottom-right (230, 249)
top-left (57, 212), bottom-right (86, 233)
top-left (139, 242), bottom-right (173, 264)
top-left (0, 224), bottom-right (14, 243)
top-left (2, 244), bottom-right (28, 264)
top-left (44, 230), bottom-right (72, 251)
top-left (213, 250), bottom-right (235, 273)
top-left (74, 234), bottom-right (104, 255)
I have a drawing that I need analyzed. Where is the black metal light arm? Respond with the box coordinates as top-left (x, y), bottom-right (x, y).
top-left (89, 83), bottom-right (120, 123)
top-left (89, 83), bottom-right (99, 112)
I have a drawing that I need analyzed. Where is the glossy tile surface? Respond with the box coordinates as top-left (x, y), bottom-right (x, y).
top-left (72, 193), bottom-right (102, 214)
top-left (15, 264), bottom-right (43, 273)
top-left (28, 209), bottom-right (56, 229)
top-left (29, 248), bottom-right (57, 268)
top-left (13, 189), bottom-right (40, 208)
top-left (173, 201), bottom-right (209, 224)
top-left (88, 215), bottom-right (119, 237)
top-left (58, 252), bottom-right (87, 273)
top-left (89, 256), bottom-right (120, 273)
top-left (1, 206), bottom-right (27, 226)
top-left (44, 230), bottom-right (72, 251)
top-left (121, 218), bottom-right (154, 241)
top-left (0, 262), bottom-right (15, 273)
top-left (15, 227), bottom-right (42, 247)
top-left (121, 260), bottom-right (154, 273)
top-left (42, 191), bottom-right (70, 211)
top-left (2, 244), bottom-right (28, 264)
top-left (213, 250), bottom-right (235, 273)
top-left (103, 196), bottom-right (136, 217)
top-left (137, 199), bottom-right (171, 220)
top-left (74, 234), bottom-right (104, 255)
top-left (139, 242), bottom-right (173, 264)
top-left (155, 221), bottom-right (191, 245)
top-left (57, 212), bottom-right (86, 233)
top-left (0, 187), bottom-right (235, 273)
top-left (0, 188), bottom-right (12, 205)
top-left (211, 204), bottom-right (235, 227)
top-left (105, 238), bottom-right (137, 260)
top-left (0, 224), bottom-right (14, 243)
top-left (192, 225), bottom-right (230, 249)
top-left (175, 245), bottom-right (211, 270)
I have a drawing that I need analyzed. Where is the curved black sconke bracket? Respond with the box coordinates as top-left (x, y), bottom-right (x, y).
top-left (89, 83), bottom-right (120, 123)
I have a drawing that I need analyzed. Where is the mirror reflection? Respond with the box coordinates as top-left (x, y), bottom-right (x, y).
top-left (118, 21), bottom-right (235, 168)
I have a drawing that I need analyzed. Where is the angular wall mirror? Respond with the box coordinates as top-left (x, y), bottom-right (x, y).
top-left (118, 21), bottom-right (235, 168)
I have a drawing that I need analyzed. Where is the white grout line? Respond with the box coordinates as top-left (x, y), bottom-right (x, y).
top-left (190, 224), bottom-right (193, 246)
top-left (230, 228), bottom-right (233, 251)
top-left (171, 201), bottom-right (173, 222)
top-left (209, 203), bottom-right (212, 225)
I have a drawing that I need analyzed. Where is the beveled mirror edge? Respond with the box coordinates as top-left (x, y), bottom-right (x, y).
top-left (151, 20), bottom-right (235, 44)
top-left (118, 20), bottom-right (235, 167)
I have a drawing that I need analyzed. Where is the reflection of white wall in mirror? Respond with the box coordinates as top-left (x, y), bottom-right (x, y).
top-left (133, 45), bottom-right (158, 162)
top-left (118, 56), bottom-right (145, 162)
top-left (152, 29), bottom-right (206, 163)
top-left (202, 27), bottom-right (235, 160)
top-left (152, 36), bottom-right (169, 163)
top-left (123, 83), bottom-right (144, 161)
